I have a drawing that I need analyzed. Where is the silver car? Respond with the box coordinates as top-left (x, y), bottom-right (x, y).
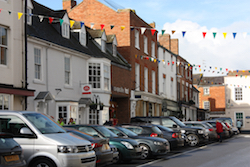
top-left (0, 111), bottom-right (96, 167)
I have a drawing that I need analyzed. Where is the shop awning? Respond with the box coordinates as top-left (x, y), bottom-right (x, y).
top-left (34, 91), bottom-right (53, 101)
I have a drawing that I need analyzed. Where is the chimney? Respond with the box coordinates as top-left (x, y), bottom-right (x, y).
top-left (63, 0), bottom-right (77, 12)
top-left (149, 22), bottom-right (156, 28)
top-left (158, 34), bottom-right (171, 50)
top-left (171, 39), bottom-right (179, 55)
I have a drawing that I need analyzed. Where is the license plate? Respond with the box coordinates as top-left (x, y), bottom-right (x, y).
top-left (4, 155), bottom-right (19, 162)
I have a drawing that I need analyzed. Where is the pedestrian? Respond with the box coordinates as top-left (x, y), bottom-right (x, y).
top-left (237, 120), bottom-right (242, 133)
top-left (68, 118), bottom-right (76, 125)
top-left (57, 117), bottom-right (65, 126)
top-left (188, 118), bottom-right (191, 121)
top-left (216, 120), bottom-right (223, 142)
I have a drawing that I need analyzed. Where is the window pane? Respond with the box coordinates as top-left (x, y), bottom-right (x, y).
top-left (0, 47), bottom-right (7, 65)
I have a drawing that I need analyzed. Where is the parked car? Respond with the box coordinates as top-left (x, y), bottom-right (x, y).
top-left (154, 124), bottom-right (185, 149)
top-left (183, 121), bottom-right (217, 141)
top-left (0, 132), bottom-right (26, 167)
top-left (0, 111), bottom-right (96, 167)
top-left (64, 124), bottom-right (142, 163)
top-left (203, 120), bottom-right (230, 139)
top-left (131, 116), bottom-right (208, 146)
top-left (64, 128), bottom-right (114, 166)
top-left (211, 117), bottom-right (233, 126)
top-left (105, 126), bottom-right (169, 159)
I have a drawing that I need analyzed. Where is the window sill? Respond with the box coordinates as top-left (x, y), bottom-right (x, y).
top-left (64, 84), bottom-right (73, 89)
top-left (33, 79), bottom-right (45, 85)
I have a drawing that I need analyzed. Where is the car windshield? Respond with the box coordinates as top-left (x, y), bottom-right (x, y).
top-left (24, 113), bottom-right (66, 134)
top-left (156, 124), bottom-right (173, 132)
top-left (171, 117), bottom-right (186, 127)
top-left (95, 126), bottom-right (118, 138)
top-left (117, 127), bottom-right (138, 137)
top-left (0, 137), bottom-right (19, 150)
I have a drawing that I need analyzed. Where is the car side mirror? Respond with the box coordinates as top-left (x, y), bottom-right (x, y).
top-left (20, 127), bottom-right (33, 135)
top-left (173, 124), bottom-right (178, 128)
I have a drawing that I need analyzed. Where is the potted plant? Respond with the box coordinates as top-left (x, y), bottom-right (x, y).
top-left (89, 102), bottom-right (97, 110)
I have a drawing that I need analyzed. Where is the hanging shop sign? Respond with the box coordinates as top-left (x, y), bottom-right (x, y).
top-left (81, 84), bottom-right (92, 95)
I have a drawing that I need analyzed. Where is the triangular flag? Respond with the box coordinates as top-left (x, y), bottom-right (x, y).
top-left (141, 27), bottom-right (146, 34)
top-left (172, 30), bottom-right (175, 34)
top-left (202, 32), bottom-right (206, 38)
top-left (232, 32), bottom-right (237, 39)
top-left (18, 12), bottom-right (23, 20)
top-left (8, 11), bottom-right (11, 15)
top-left (213, 32), bottom-right (217, 38)
top-left (243, 32), bottom-right (247, 38)
top-left (80, 22), bottom-right (85, 28)
top-left (130, 27), bottom-right (134, 31)
top-left (151, 29), bottom-right (156, 36)
top-left (70, 20), bottom-right (75, 28)
top-left (182, 31), bottom-right (186, 37)
top-left (0, 9), bottom-right (2, 13)
top-left (223, 32), bottom-right (227, 39)
top-left (49, 17), bottom-right (54, 24)
top-left (38, 15), bottom-right (44, 22)
top-left (110, 25), bottom-right (114, 29)
top-left (100, 24), bottom-right (105, 30)
top-left (121, 26), bottom-right (125, 31)
top-left (161, 30), bottom-right (165, 35)
top-left (60, 19), bottom-right (64, 26)
top-left (91, 23), bottom-right (95, 29)
top-left (135, 54), bottom-right (137, 58)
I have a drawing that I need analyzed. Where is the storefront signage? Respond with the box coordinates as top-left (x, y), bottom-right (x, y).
top-left (113, 86), bottom-right (129, 94)
top-left (246, 116), bottom-right (250, 119)
top-left (81, 84), bottom-right (92, 94)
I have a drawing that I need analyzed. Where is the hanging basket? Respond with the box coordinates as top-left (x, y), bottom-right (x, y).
top-left (89, 104), bottom-right (97, 110)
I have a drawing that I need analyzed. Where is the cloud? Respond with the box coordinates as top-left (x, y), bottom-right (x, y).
top-left (162, 20), bottom-right (250, 76)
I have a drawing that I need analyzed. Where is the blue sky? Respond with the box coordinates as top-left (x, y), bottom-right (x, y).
top-left (36, 0), bottom-right (250, 75)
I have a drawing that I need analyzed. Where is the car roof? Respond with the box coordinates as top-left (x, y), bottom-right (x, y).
top-left (0, 110), bottom-right (39, 114)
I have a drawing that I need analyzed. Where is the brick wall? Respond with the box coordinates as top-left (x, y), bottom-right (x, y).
top-left (158, 34), bottom-right (171, 50)
top-left (171, 39), bottom-right (179, 55)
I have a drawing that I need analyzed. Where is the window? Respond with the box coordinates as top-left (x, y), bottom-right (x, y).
top-left (135, 29), bottom-right (139, 49)
top-left (235, 88), bottom-right (242, 101)
top-left (151, 41), bottom-right (155, 58)
top-left (236, 112), bottom-right (243, 126)
top-left (204, 87), bottom-right (209, 95)
top-left (34, 48), bottom-right (41, 80)
top-left (101, 39), bottom-right (106, 53)
top-left (182, 84), bottom-right (184, 99)
top-left (112, 44), bottom-right (117, 57)
top-left (104, 65), bottom-right (110, 91)
top-left (144, 36), bottom-right (148, 54)
top-left (80, 30), bottom-right (86, 46)
top-left (58, 106), bottom-right (67, 124)
top-left (163, 77), bottom-right (166, 95)
top-left (203, 101), bottom-right (210, 110)
top-left (27, 8), bottom-right (32, 25)
top-left (62, 23), bottom-right (69, 38)
top-left (144, 67), bottom-right (148, 92)
top-left (0, 26), bottom-right (7, 65)
top-left (0, 94), bottom-right (10, 110)
top-left (135, 63), bottom-right (140, 91)
top-left (152, 70), bottom-right (155, 94)
top-left (89, 63), bottom-right (101, 88)
top-left (64, 57), bottom-right (70, 85)
top-left (185, 86), bottom-right (188, 101)
top-left (89, 110), bottom-right (99, 125)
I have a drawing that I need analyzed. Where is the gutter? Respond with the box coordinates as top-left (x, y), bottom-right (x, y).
top-left (24, 0), bottom-right (28, 110)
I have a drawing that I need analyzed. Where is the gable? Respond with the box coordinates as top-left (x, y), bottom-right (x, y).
top-left (28, 0), bottom-right (33, 9)
top-left (62, 13), bottom-right (70, 24)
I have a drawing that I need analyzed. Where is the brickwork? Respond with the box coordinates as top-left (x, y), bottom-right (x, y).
top-left (158, 34), bottom-right (171, 50)
top-left (171, 39), bottom-right (179, 55)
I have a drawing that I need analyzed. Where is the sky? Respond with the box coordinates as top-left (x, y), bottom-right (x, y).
top-left (35, 0), bottom-right (250, 76)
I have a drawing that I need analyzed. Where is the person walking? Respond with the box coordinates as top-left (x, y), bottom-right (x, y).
top-left (237, 120), bottom-right (242, 133)
top-left (68, 118), bottom-right (76, 125)
top-left (216, 120), bottom-right (223, 142)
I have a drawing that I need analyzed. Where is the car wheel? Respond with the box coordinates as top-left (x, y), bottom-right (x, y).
top-left (139, 144), bottom-right (150, 159)
top-left (30, 159), bottom-right (56, 167)
top-left (187, 134), bottom-right (199, 147)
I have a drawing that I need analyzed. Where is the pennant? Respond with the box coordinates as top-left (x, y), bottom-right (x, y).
top-left (60, 19), bottom-right (64, 26)
top-left (91, 23), bottom-right (95, 29)
top-left (172, 30), bottom-right (176, 34)
top-left (100, 24), bottom-right (105, 30)
top-left (243, 70), bottom-right (245, 72)
top-left (232, 32), bottom-right (237, 39)
top-left (130, 26), bottom-right (134, 31)
top-left (70, 20), bottom-right (75, 28)
top-left (121, 26), bottom-right (125, 31)
top-left (38, 15), bottom-right (44, 22)
top-left (140, 56), bottom-right (143, 59)
top-left (8, 11), bottom-right (11, 15)
top-left (141, 27), bottom-right (146, 34)
top-left (182, 31), bottom-right (186, 37)
top-left (168, 62), bottom-right (170, 65)
top-left (151, 29), bottom-right (156, 36)
top-left (223, 32), bottom-right (227, 39)
top-left (135, 55), bottom-right (137, 58)
top-left (202, 32), bottom-right (206, 38)
top-left (213, 32), bottom-right (217, 38)
top-left (172, 61), bottom-right (174, 65)
top-left (146, 57), bottom-right (149, 60)
top-left (161, 30), bottom-right (165, 35)
top-left (236, 70), bottom-right (239, 73)
top-left (0, 9), bottom-right (2, 13)
top-left (226, 68), bottom-right (228, 71)
top-left (154, 59), bottom-right (157, 63)
top-left (151, 58), bottom-right (154, 61)
top-left (110, 25), bottom-right (114, 29)
top-left (49, 17), bottom-right (54, 24)
top-left (18, 12), bottom-right (23, 20)
top-left (80, 22), bottom-right (85, 28)
top-left (243, 32), bottom-right (247, 38)
top-left (220, 68), bottom-right (222, 71)
top-left (190, 67), bottom-right (192, 70)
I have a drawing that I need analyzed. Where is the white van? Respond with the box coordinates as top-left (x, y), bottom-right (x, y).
top-left (0, 111), bottom-right (96, 167)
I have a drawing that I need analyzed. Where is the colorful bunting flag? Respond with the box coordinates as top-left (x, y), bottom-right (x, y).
top-left (110, 25), bottom-right (114, 29)
top-left (172, 30), bottom-right (176, 34)
top-left (161, 30), bottom-right (165, 35)
top-left (49, 17), bottom-right (54, 24)
top-left (223, 32), bottom-right (227, 39)
top-left (100, 24), bottom-right (105, 30)
top-left (60, 19), bottom-right (63, 26)
top-left (202, 32), bottom-right (206, 38)
top-left (0, 9), bottom-right (2, 13)
top-left (151, 29), bottom-right (156, 36)
top-left (70, 20), bottom-right (75, 28)
top-left (17, 12), bottom-right (23, 20)
top-left (232, 32), bottom-right (237, 39)
top-left (91, 23), bottom-right (94, 29)
top-left (182, 31), bottom-right (186, 37)
top-left (38, 15), bottom-right (44, 22)
top-left (141, 27), bottom-right (146, 34)
top-left (80, 22), bottom-right (85, 28)
top-left (243, 32), bottom-right (247, 38)
top-left (213, 32), bottom-right (217, 38)
top-left (121, 26), bottom-right (125, 31)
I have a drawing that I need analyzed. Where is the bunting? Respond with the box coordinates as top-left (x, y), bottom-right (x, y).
top-left (110, 25), bottom-right (114, 29)
top-left (49, 17), bottom-right (54, 24)
top-left (80, 22), bottom-right (85, 28)
top-left (141, 27), bottom-right (146, 34)
top-left (18, 12), bottom-right (23, 20)
top-left (38, 15), bottom-right (44, 22)
top-left (151, 29), bottom-right (156, 36)
top-left (182, 31), bottom-right (186, 37)
top-left (70, 20), bottom-right (75, 28)
top-left (60, 19), bottom-right (63, 26)
top-left (100, 24), bottom-right (105, 30)
top-left (121, 26), bottom-right (125, 31)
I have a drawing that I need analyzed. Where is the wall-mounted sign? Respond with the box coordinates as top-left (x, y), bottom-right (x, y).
top-left (246, 116), bottom-right (250, 119)
top-left (81, 84), bottom-right (92, 94)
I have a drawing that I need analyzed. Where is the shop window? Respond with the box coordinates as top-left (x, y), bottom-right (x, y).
top-left (0, 94), bottom-right (9, 110)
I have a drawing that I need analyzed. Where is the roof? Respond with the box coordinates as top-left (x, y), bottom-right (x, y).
top-left (34, 91), bottom-right (53, 101)
top-left (193, 74), bottom-right (224, 86)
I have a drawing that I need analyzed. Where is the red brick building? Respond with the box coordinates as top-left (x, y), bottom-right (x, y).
top-left (63, 0), bottom-right (162, 123)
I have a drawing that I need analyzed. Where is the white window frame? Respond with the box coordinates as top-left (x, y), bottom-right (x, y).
top-left (204, 87), bottom-right (210, 95)
top-left (235, 87), bottom-right (243, 101)
top-left (135, 29), bottom-right (140, 49)
top-left (101, 39), bottom-right (106, 53)
top-left (89, 63), bottom-right (101, 89)
top-left (152, 70), bottom-right (155, 94)
top-left (80, 30), bottom-right (86, 46)
top-left (151, 41), bottom-right (155, 58)
top-left (62, 22), bottom-right (69, 39)
top-left (0, 26), bottom-right (7, 65)
top-left (144, 36), bottom-right (148, 54)
top-left (27, 8), bottom-right (32, 25)
top-left (34, 47), bottom-right (42, 80)
top-left (89, 109), bottom-right (99, 125)
top-left (58, 105), bottom-right (68, 124)
top-left (0, 94), bottom-right (10, 110)
top-left (235, 112), bottom-right (244, 127)
top-left (163, 77), bottom-right (166, 95)
top-left (112, 43), bottom-right (117, 57)
top-left (203, 101), bottom-right (210, 110)
top-left (64, 56), bottom-right (71, 85)
top-left (104, 65), bottom-right (110, 91)
top-left (144, 67), bottom-right (148, 92)
top-left (135, 63), bottom-right (140, 91)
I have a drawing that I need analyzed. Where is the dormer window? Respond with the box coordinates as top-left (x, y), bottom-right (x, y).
top-left (80, 26), bottom-right (86, 46)
top-left (62, 23), bottom-right (69, 39)
top-left (112, 44), bottom-right (117, 57)
top-left (101, 32), bottom-right (107, 53)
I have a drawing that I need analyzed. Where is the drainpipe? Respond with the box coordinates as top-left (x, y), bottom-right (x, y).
top-left (24, 0), bottom-right (28, 110)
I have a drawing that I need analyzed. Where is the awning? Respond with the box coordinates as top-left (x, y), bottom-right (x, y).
top-left (34, 91), bottom-right (53, 101)
top-left (0, 85), bottom-right (35, 96)
top-left (79, 98), bottom-right (92, 105)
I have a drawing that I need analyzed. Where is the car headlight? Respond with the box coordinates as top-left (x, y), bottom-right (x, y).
top-left (121, 141), bottom-right (134, 150)
top-left (153, 141), bottom-right (163, 145)
top-left (180, 130), bottom-right (186, 134)
top-left (198, 130), bottom-right (204, 134)
top-left (58, 145), bottom-right (78, 153)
